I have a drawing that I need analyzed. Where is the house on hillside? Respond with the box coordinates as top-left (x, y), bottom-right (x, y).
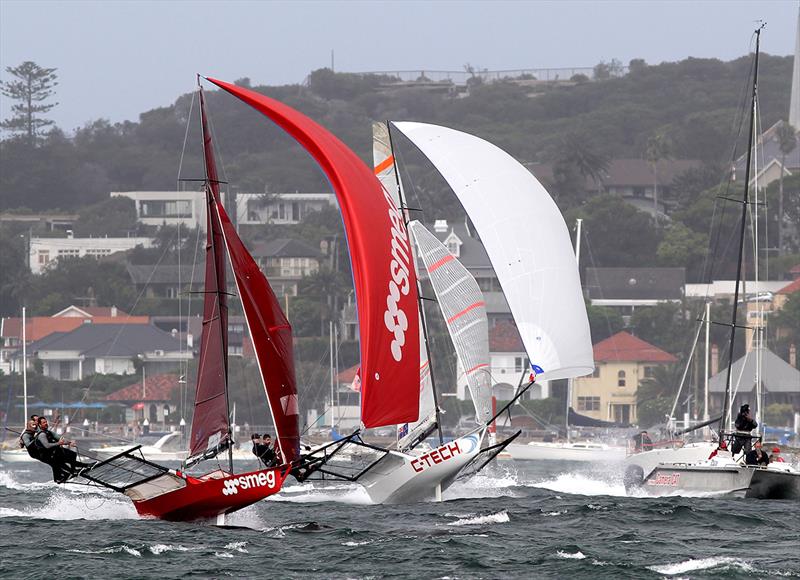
top-left (105, 373), bottom-right (181, 425)
top-left (0, 307), bottom-right (149, 374)
top-left (486, 321), bottom-right (549, 400)
top-left (236, 192), bottom-right (337, 225)
top-left (708, 348), bottom-right (800, 418)
top-left (585, 267), bottom-right (685, 324)
top-left (111, 191), bottom-right (206, 230)
top-left (17, 324), bottom-right (190, 381)
top-left (250, 238), bottom-right (322, 296)
top-left (29, 232), bottom-right (153, 274)
top-left (125, 264), bottom-right (204, 299)
top-left (571, 331), bottom-right (677, 424)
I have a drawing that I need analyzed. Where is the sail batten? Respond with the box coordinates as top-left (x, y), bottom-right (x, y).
top-left (395, 122), bottom-right (594, 382)
top-left (207, 79), bottom-right (420, 429)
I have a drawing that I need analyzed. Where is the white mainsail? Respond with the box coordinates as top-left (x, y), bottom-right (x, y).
top-left (393, 122), bottom-right (594, 382)
top-left (372, 121), bottom-right (436, 450)
top-left (409, 221), bottom-right (493, 424)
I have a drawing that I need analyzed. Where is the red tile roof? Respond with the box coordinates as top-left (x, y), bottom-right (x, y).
top-left (489, 321), bottom-right (525, 353)
top-left (777, 278), bottom-right (800, 295)
top-left (593, 331), bottom-right (677, 363)
top-left (335, 364), bottom-right (360, 384)
top-left (105, 373), bottom-right (181, 402)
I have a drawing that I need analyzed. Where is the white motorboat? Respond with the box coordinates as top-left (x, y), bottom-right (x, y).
top-left (90, 432), bottom-right (187, 461)
top-left (507, 440), bottom-right (626, 463)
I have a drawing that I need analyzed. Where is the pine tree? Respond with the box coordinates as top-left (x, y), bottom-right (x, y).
top-left (0, 61), bottom-right (58, 143)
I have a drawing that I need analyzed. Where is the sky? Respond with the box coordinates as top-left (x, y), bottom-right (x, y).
top-left (1, 0), bottom-right (798, 133)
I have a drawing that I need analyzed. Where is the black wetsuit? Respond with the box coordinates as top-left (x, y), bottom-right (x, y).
top-left (732, 413), bottom-right (758, 455)
top-left (20, 429), bottom-right (41, 459)
top-left (745, 448), bottom-right (770, 466)
top-left (36, 429), bottom-right (90, 483)
top-left (256, 443), bottom-right (276, 467)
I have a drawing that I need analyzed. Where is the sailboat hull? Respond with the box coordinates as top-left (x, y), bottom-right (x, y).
top-left (357, 432), bottom-right (484, 504)
top-left (126, 466), bottom-right (287, 521)
top-left (638, 464), bottom-right (800, 500)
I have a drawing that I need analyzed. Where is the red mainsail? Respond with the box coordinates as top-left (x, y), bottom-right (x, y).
top-left (188, 88), bottom-right (230, 458)
top-left (207, 77), bottom-right (420, 428)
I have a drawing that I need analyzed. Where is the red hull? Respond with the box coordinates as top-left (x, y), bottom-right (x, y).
top-left (129, 466), bottom-right (287, 521)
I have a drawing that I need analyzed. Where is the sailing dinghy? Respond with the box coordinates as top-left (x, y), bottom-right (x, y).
top-left (70, 86), bottom-right (296, 520)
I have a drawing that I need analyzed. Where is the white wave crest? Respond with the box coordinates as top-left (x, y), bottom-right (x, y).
top-left (342, 540), bottom-right (373, 547)
top-left (149, 544), bottom-right (193, 555)
top-left (648, 556), bottom-right (752, 575)
top-left (0, 491), bottom-right (137, 520)
top-left (556, 550), bottom-right (587, 560)
top-left (270, 482), bottom-right (371, 505)
top-left (224, 541), bottom-right (248, 553)
top-left (0, 470), bottom-right (54, 491)
top-left (214, 552), bottom-right (234, 558)
top-left (68, 545), bottom-right (142, 557)
top-left (528, 473), bottom-right (627, 497)
top-left (448, 510), bottom-right (509, 527)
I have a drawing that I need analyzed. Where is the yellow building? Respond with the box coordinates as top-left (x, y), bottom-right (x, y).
top-left (571, 331), bottom-right (677, 424)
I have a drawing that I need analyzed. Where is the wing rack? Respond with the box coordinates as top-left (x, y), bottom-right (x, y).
top-left (78, 446), bottom-right (171, 493)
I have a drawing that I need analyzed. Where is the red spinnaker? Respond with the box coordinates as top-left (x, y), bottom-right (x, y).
top-left (215, 201), bottom-right (301, 464)
top-left (189, 88), bottom-right (230, 458)
top-left (207, 77), bottom-right (420, 428)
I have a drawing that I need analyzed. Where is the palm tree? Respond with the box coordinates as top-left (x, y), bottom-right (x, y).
top-left (553, 134), bottom-right (610, 204)
top-left (646, 133), bottom-right (671, 224)
top-left (776, 122), bottom-right (797, 255)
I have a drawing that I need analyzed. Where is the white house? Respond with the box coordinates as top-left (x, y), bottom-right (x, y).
top-left (487, 321), bottom-right (549, 400)
top-left (236, 192), bottom-right (337, 225)
top-left (29, 233), bottom-right (154, 274)
top-left (111, 191), bottom-right (207, 230)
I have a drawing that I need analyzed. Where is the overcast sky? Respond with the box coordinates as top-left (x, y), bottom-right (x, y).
top-left (1, 0), bottom-right (798, 132)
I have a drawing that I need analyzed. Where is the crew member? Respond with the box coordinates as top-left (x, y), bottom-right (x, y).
top-left (745, 440), bottom-right (769, 466)
top-left (19, 416), bottom-right (41, 460)
top-left (35, 416), bottom-right (92, 483)
top-left (251, 433), bottom-right (262, 459)
top-left (732, 404), bottom-right (757, 455)
top-left (259, 434), bottom-right (277, 467)
top-left (632, 430), bottom-right (653, 452)
top-left (771, 447), bottom-right (785, 463)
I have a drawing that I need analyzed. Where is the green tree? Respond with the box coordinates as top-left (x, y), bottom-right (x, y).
top-left (656, 222), bottom-right (709, 281)
top-left (637, 364), bottom-right (679, 426)
top-left (1, 61), bottom-right (58, 143)
top-left (73, 197), bottom-right (138, 236)
top-left (552, 133), bottom-right (609, 207)
top-left (630, 302), bottom-right (689, 356)
top-left (586, 301), bottom-right (625, 342)
top-left (776, 122), bottom-right (797, 255)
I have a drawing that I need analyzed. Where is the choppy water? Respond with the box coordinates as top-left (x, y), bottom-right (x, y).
top-left (1, 459), bottom-right (798, 579)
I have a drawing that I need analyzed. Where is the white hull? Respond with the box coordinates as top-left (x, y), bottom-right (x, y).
top-left (507, 441), bottom-right (625, 462)
top-left (624, 442), bottom-right (717, 478)
top-left (357, 431), bottom-right (484, 504)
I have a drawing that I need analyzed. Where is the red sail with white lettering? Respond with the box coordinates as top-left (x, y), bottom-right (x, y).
top-left (188, 88), bottom-right (230, 459)
top-left (215, 200), bottom-right (301, 464)
top-left (207, 77), bottom-right (420, 428)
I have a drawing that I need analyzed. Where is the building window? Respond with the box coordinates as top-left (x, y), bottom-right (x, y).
top-left (578, 396), bottom-right (600, 411)
top-left (59, 361), bottom-right (72, 380)
top-left (592, 367), bottom-right (600, 378)
top-left (38, 250), bottom-right (50, 265)
top-left (633, 187), bottom-right (645, 198)
top-left (514, 356), bottom-right (529, 373)
top-left (618, 370), bottom-right (626, 387)
top-left (58, 249), bottom-right (80, 259)
top-left (644, 366), bottom-right (655, 378)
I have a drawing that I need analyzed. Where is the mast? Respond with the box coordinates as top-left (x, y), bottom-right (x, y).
top-left (22, 306), bottom-right (27, 423)
top-left (703, 301), bottom-right (710, 423)
top-left (193, 82), bottom-right (233, 472)
top-left (566, 219), bottom-right (583, 443)
top-left (720, 26), bottom-right (763, 435)
top-left (387, 122), bottom-right (444, 446)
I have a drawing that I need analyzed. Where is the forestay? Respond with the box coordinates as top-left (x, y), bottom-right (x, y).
top-left (394, 122), bottom-right (593, 381)
top-left (372, 122), bottom-right (436, 450)
top-left (208, 79), bottom-right (421, 428)
top-left (409, 221), bottom-right (492, 423)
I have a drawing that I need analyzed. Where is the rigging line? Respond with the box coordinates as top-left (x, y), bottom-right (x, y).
top-left (668, 316), bottom-right (705, 421)
top-left (183, 211), bottom-right (204, 423)
top-left (74, 226), bottom-right (182, 419)
top-left (176, 89), bottom-right (197, 184)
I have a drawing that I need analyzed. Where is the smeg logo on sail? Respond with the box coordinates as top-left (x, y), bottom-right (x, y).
top-left (383, 188), bottom-right (412, 362)
top-left (221, 470), bottom-right (277, 496)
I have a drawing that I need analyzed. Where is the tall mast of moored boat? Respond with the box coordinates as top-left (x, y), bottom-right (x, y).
top-left (720, 25), bottom-right (763, 435)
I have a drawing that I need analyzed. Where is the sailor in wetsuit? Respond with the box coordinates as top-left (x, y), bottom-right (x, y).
top-left (19, 416), bottom-right (41, 459)
top-left (259, 434), bottom-right (277, 467)
top-left (35, 416), bottom-right (92, 482)
top-left (731, 404), bottom-right (757, 456)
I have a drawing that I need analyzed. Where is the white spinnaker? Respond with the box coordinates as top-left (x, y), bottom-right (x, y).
top-left (394, 122), bottom-right (594, 381)
top-left (373, 121), bottom-right (436, 450)
top-left (409, 221), bottom-right (492, 424)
